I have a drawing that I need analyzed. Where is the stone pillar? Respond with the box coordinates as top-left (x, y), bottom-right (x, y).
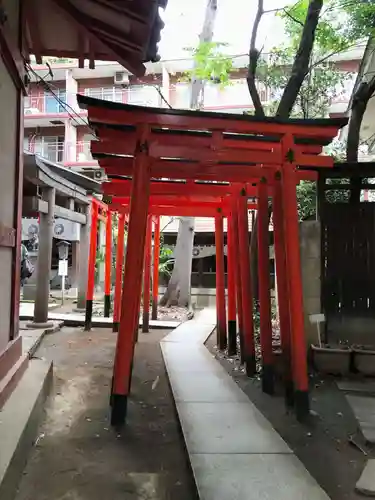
top-left (77, 204), bottom-right (91, 309)
top-left (32, 187), bottom-right (55, 326)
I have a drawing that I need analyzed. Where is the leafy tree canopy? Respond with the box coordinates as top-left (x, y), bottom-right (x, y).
top-left (281, 0), bottom-right (375, 53)
top-left (183, 41), bottom-right (234, 88)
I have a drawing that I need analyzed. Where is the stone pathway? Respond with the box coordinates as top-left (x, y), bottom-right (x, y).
top-left (19, 303), bottom-right (180, 329)
top-left (338, 381), bottom-right (375, 444)
top-left (161, 309), bottom-right (330, 500)
top-left (356, 459), bottom-right (375, 496)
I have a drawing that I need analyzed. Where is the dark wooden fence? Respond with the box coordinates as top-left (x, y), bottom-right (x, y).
top-left (321, 202), bottom-right (375, 322)
top-left (318, 164), bottom-right (375, 342)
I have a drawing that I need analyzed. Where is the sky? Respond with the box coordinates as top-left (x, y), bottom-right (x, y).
top-left (158, 0), bottom-right (287, 60)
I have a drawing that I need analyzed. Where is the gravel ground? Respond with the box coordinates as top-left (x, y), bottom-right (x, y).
top-left (14, 327), bottom-right (197, 500)
top-left (206, 332), bottom-right (372, 500)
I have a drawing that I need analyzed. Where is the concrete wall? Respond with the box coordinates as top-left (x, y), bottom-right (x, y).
top-left (300, 221), bottom-right (321, 345)
top-left (0, 0), bottom-right (21, 352)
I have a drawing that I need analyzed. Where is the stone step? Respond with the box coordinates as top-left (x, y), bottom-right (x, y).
top-left (0, 358), bottom-right (53, 500)
top-left (0, 354), bottom-right (29, 410)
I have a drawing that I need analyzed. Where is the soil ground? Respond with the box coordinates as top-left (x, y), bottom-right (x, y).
top-left (206, 333), bottom-right (373, 500)
top-left (14, 327), bottom-right (198, 500)
top-left (48, 299), bottom-right (188, 323)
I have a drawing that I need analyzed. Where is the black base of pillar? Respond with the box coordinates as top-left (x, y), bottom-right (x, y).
top-left (238, 330), bottom-right (245, 364)
top-left (142, 312), bottom-right (150, 333)
top-left (217, 323), bottom-right (227, 351)
top-left (284, 379), bottom-right (294, 408)
top-left (112, 322), bottom-right (119, 333)
top-left (245, 354), bottom-right (257, 377)
top-left (104, 294), bottom-right (111, 317)
top-left (227, 320), bottom-right (237, 356)
top-left (111, 394), bottom-right (128, 427)
top-left (262, 364), bottom-right (275, 395)
top-left (109, 376), bottom-right (114, 406)
top-left (84, 300), bottom-right (93, 331)
top-left (294, 390), bottom-right (310, 422)
top-left (152, 302), bottom-right (158, 321)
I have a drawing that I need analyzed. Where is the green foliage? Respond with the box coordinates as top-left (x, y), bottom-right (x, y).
top-left (280, 0), bottom-right (375, 53)
top-left (159, 246), bottom-right (174, 277)
top-left (183, 41), bottom-right (234, 88)
top-left (296, 181), bottom-right (317, 220)
top-left (95, 249), bottom-right (105, 283)
top-left (43, 57), bottom-right (75, 64)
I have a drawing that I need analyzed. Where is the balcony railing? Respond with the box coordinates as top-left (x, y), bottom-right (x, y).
top-left (76, 141), bottom-right (93, 162)
top-left (24, 92), bottom-right (68, 115)
top-left (26, 141), bottom-right (65, 163)
top-left (25, 140), bottom-right (96, 165)
top-left (24, 82), bottom-right (354, 117)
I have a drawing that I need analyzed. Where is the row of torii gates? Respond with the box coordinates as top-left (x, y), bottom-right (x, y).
top-left (77, 94), bottom-right (346, 426)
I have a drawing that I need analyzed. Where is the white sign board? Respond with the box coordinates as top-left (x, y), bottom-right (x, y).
top-left (58, 259), bottom-right (68, 277)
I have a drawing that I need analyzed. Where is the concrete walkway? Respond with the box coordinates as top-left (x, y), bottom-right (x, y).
top-left (161, 309), bottom-right (330, 500)
top-left (19, 303), bottom-right (180, 329)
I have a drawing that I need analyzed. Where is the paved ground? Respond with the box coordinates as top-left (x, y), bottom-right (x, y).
top-left (162, 317), bottom-right (330, 500)
top-left (207, 335), bottom-right (372, 500)
top-left (14, 327), bottom-right (198, 500)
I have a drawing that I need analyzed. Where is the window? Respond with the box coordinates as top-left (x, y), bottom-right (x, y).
top-left (203, 84), bottom-right (221, 107)
top-left (219, 80), bottom-right (250, 106)
top-left (173, 83), bottom-right (190, 109)
top-left (84, 87), bottom-right (124, 103)
top-left (45, 90), bottom-right (67, 113)
top-left (127, 85), bottom-right (161, 107)
top-left (34, 136), bottom-right (64, 163)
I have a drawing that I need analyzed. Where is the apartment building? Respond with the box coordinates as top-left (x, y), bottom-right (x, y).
top-left (22, 50), bottom-right (362, 289)
top-left (24, 48), bottom-right (362, 181)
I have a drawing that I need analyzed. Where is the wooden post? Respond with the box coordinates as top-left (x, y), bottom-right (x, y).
top-left (273, 172), bottom-right (293, 406)
top-left (113, 213), bottom-right (125, 333)
top-left (104, 211), bottom-right (112, 317)
top-left (85, 201), bottom-right (98, 331)
top-left (237, 191), bottom-right (256, 376)
top-left (281, 134), bottom-right (310, 421)
top-left (152, 216), bottom-right (160, 320)
top-left (142, 215), bottom-right (152, 333)
top-left (215, 210), bottom-right (227, 350)
top-left (227, 213), bottom-right (237, 355)
top-left (257, 178), bottom-right (274, 394)
top-left (111, 126), bottom-right (150, 426)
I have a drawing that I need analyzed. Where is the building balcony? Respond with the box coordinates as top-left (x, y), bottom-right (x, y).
top-left (25, 140), bottom-right (99, 170)
top-left (24, 91), bottom-right (87, 128)
top-left (25, 83), bottom-right (352, 129)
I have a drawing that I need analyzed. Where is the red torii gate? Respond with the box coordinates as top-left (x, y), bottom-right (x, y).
top-left (78, 94), bottom-right (346, 426)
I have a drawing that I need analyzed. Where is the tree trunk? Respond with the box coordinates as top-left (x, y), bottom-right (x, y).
top-left (247, 0), bottom-right (265, 117)
top-left (347, 77), bottom-right (375, 202)
top-left (249, 0), bottom-right (323, 289)
top-left (161, 0), bottom-right (218, 307)
top-left (159, 217), bottom-right (195, 307)
top-left (190, 0), bottom-right (218, 110)
top-left (276, 0), bottom-right (323, 117)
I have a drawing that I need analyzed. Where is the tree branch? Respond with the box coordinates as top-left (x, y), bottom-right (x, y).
top-left (282, 8), bottom-right (304, 27)
top-left (347, 75), bottom-right (375, 202)
top-left (276, 0), bottom-right (323, 118)
top-left (246, 0), bottom-right (265, 117)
